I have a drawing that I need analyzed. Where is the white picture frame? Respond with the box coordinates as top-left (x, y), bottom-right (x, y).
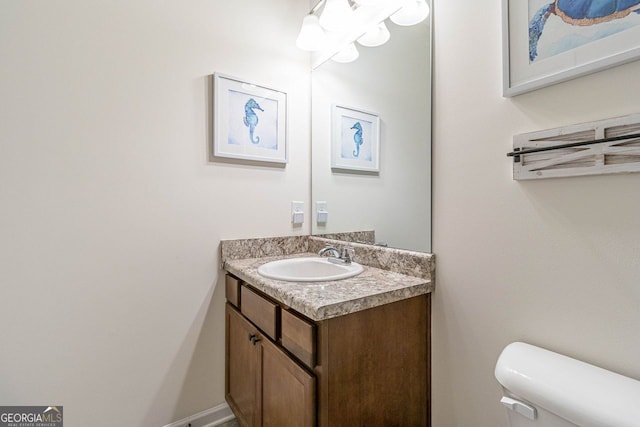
top-left (502, 0), bottom-right (640, 97)
top-left (331, 105), bottom-right (380, 172)
top-left (213, 73), bottom-right (287, 163)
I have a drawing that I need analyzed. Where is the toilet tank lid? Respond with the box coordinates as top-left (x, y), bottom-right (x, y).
top-left (495, 342), bottom-right (640, 427)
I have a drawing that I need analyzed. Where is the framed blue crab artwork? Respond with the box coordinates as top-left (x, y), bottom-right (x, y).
top-left (331, 105), bottom-right (380, 172)
top-left (502, 0), bottom-right (640, 96)
top-left (213, 73), bottom-right (287, 163)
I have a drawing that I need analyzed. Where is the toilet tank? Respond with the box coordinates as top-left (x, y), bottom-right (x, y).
top-left (495, 342), bottom-right (640, 427)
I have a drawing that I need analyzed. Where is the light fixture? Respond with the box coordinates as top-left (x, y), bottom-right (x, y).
top-left (297, 0), bottom-right (429, 66)
top-left (296, 14), bottom-right (327, 51)
top-left (357, 22), bottom-right (391, 47)
top-left (353, 0), bottom-right (384, 5)
top-left (390, 0), bottom-right (429, 26)
top-left (331, 43), bottom-right (359, 63)
top-left (319, 0), bottom-right (354, 31)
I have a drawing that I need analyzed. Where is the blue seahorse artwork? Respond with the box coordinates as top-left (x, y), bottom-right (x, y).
top-left (243, 98), bottom-right (264, 144)
top-left (340, 116), bottom-right (372, 161)
top-left (351, 122), bottom-right (364, 157)
top-left (529, 0), bottom-right (640, 62)
top-left (227, 90), bottom-right (278, 149)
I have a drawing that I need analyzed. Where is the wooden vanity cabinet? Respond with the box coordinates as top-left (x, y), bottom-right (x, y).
top-left (315, 293), bottom-right (430, 427)
top-left (225, 273), bottom-right (430, 427)
top-left (260, 330), bottom-right (316, 426)
top-left (225, 275), bottom-right (315, 427)
top-left (226, 304), bottom-right (259, 426)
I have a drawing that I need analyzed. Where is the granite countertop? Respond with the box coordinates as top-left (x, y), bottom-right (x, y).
top-left (224, 253), bottom-right (433, 321)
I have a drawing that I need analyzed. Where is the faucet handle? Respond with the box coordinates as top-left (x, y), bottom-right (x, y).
top-left (341, 246), bottom-right (355, 261)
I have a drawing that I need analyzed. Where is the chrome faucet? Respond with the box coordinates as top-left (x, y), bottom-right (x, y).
top-left (318, 245), bottom-right (340, 258)
top-left (318, 245), bottom-right (355, 265)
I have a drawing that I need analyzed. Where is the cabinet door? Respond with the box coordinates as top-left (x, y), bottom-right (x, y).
top-left (226, 304), bottom-right (259, 427)
top-left (260, 336), bottom-right (316, 427)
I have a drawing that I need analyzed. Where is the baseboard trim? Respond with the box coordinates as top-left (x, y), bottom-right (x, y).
top-left (163, 402), bottom-right (234, 427)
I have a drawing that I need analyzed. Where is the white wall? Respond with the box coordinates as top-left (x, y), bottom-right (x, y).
top-left (432, 0), bottom-right (640, 425)
top-left (311, 21), bottom-right (431, 252)
top-left (0, 1), bottom-right (309, 425)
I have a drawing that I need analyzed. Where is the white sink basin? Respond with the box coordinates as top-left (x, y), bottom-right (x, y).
top-left (257, 257), bottom-right (363, 282)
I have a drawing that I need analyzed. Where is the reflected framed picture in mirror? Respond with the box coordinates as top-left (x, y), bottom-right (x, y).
top-left (331, 105), bottom-right (380, 172)
top-left (213, 72), bottom-right (288, 163)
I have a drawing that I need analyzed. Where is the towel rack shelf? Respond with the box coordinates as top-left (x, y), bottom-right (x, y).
top-left (508, 113), bottom-right (640, 180)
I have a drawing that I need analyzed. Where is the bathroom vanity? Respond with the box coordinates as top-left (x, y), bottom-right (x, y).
top-left (222, 237), bottom-right (435, 427)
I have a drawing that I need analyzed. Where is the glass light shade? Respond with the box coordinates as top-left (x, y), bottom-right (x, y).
top-left (390, 0), bottom-right (430, 26)
top-left (331, 43), bottom-right (359, 63)
top-left (296, 14), bottom-right (326, 51)
top-left (357, 22), bottom-right (391, 47)
top-left (319, 0), bottom-right (354, 31)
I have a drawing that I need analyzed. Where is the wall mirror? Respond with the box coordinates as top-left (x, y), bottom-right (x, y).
top-left (310, 2), bottom-right (432, 252)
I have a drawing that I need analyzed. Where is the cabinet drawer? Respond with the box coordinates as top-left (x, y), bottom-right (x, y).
top-left (281, 309), bottom-right (316, 368)
top-left (225, 275), bottom-right (241, 308)
top-left (241, 285), bottom-right (278, 341)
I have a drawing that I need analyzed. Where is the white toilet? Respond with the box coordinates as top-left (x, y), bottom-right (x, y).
top-left (495, 342), bottom-right (640, 427)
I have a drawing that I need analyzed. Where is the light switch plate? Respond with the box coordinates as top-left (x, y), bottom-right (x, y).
top-left (316, 201), bottom-right (328, 224)
top-left (291, 201), bottom-right (304, 224)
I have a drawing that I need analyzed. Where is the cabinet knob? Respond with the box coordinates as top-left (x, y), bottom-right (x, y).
top-left (248, 333), bottom-right (261, 345)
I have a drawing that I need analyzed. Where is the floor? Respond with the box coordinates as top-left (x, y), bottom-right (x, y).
top-left (217, 419), bottom-right (238, 427)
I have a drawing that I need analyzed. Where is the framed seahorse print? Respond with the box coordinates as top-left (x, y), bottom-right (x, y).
top-left (213, 73), bottom-right (287, 163)
top-left (330, 105), bottom-right (380, 172)
top-left (502, 0), bottom-right (640, 96)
